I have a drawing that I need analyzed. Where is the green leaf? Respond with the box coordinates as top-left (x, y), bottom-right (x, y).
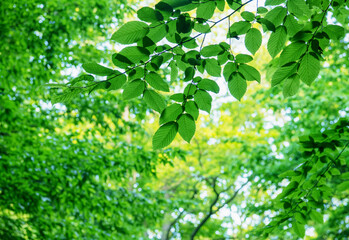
top-left (283, 74), bottom-right (300, 97)
top-left (216, 0), bottom-right (225, 11)
top-left (137, 7), bottom-right (163, 23)
top-left (257, 18), bottom-right (275, 32)
top-left (277, 181), bottom-right (298, 199)
top-left (205, 59), bottom-right (221, 77)
top-left (147, 23), bottom-right (169, 43)
top-left (310, 210), bottom-right (323, 224)
top-left (194, 22), bottom-right (211, 33)
top-left (298, 53), bottom-right (320, 86)
top-left (279, 42), bottom-right (307, 66)
top-left (264, 6), bottom-right (287, 28)
top-left (278, 170), bottom-right (300, 178)
top-left (185, 101), bottom-right (199, 120)
top-left (160, 103), bottom-right (183, 124)
top-left (143, 89), bottom-right (166, 112)
top-left (340, 172), bottom-right (349, 179)
top-left (223, 62), bottom-right (237, 82)
top-left (271, 62), bottom-right (298, 86)
top-left (52, 89), bottom-right (82, 104)
top-left (111, 21), bottom-right (149, 44)
top-left (45, 83), bottom-right (68, 88)
top-left (330, 168), bottom-right (341, 176)
top-left (239, 64), bottom-right (261, 83)
top-left (197, 79), bottom-right (220, 93)
top-left (267, 26), bottom-right (287, 58)
top-left (295, 212), bottom-right (306, 224)
top-left (196, 1), bottom-right (215, 20)
top-left (145, 72), bottom-right (169, 92)
top-left (265, 0), bottom-right (285, 5)
top-left (178, 114), bottom-right (196, 143)
top-left (235, 54), bottom-right (253, 63)
top-left (293, 221), bottom-right (305, 238)
top-left (184, 83), bottom-right (197, 96)
top-left (228, 72), bottom-right (247, 101)
top-left (194, 90), bottom-right (212, 113)
top-left (257, 7), bottom-right (268, 14)
top-left (245, 28), bottom-right (262, 55)
top-left (227, 21), bottom-right (251, 38)
top-left (152, 122), bottom-right (178, 149)
top-left (170, 93), bottom-right (185, 102)
top-left (169, 61), bottom-right (178, 83)
top-left (284, 15), bottom-right (303, 37)
top-left (337, 181), bottom-right (349, 192)
top-left (201, 45), bottom-right (224, 57)
top-left (288, 0), bottom-right (310, 19)
top-left (323, 25), bottom-right (345, 40)
top-left (107, 72), bottom-right (127, 91)
top-left (82, 62), bottom-right (115, 76)
top-left (241, 11), bottom-right (255, 22)
top-left (122, 79), bottom-right (146, 100)
top-left (112, 47), bottom-right (150, 69)
top-left (68, 74), bottom-right (94, 85)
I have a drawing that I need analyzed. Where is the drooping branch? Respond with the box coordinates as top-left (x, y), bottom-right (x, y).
top-left (190, 177), bottom-right (250, 240)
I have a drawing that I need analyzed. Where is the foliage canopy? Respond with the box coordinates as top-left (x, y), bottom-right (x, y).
top-left (1, 0), bottom-right (349, 239)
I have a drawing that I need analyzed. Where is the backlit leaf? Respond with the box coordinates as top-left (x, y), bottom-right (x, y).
top-left (178, 114), bottom-right (196, 142)
top-left (152, 122), bottom-right (178, 149)
top-left (111, 21), bottom-right (149, 44)
top-left (143, 89), bottom-right (166, 112)
top-left (228, 72), bottom-right (247, 101)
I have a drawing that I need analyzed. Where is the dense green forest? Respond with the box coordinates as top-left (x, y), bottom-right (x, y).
top-left (1, 0), bottom-right (348, 239)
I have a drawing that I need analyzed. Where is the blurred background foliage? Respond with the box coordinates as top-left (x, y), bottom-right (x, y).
top-left (0, 0), bottom-right (348, 239)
